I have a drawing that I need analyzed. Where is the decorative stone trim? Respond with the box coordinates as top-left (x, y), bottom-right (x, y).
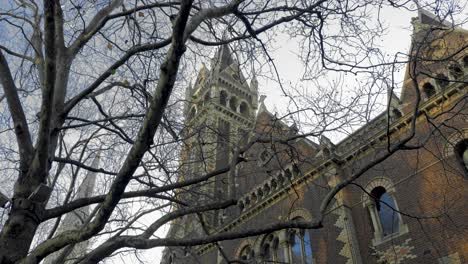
top-left (361, 177), bottom-right (409, 246)
top-left (336, 81), bottom-right (465, 163)
top-left (371, 238), bottom-right (416, 264)
top-left (371, 223), bottom-right (409, 246)
top-left (443, 129), bottom-right (468, 158)
top-left (234, 238), bottom-right (256, 258)
top-left (361, 177), bottom-right (396, 206)
top-left (287, 208), bottom-right (313, 222)
top-left (237, 163), bottom-right (301, 213)
top-left (198, 161), bottom-right (325, 255)
top-left (332, 206), bottom-right (362, 264)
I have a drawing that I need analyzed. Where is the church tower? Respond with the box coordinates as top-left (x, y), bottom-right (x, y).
top-left (44, 152), bottom-right (100, 263)
top-left (180, 45), bottom-right (258, 228)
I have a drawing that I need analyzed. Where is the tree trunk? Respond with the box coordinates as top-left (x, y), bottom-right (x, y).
top-left (0, 198), bottom-right (43, 263)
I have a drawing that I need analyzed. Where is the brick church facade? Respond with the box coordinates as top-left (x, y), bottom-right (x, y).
top-left (162, 10), bottom-right (468, 264)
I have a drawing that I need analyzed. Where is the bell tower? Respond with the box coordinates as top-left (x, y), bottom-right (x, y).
top-left (181, 45), bottom-right (258, 226)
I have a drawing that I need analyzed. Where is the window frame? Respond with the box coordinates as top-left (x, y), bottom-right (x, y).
top-left (260, 234), bottom-right (280, 263)
top-left (239, 245), bottom-right (255, 262)
top-left (363, 182), bottom-right (408, 246)
top-left (454, 139), bottom-right (468, 178)
top-left (422, 82), bottom-right (437, 98)
top-left (287, 228), bottom-right (313, 264)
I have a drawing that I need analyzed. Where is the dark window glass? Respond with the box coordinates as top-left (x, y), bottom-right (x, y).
top-left (303, 231), bottom-right (313, 264)
top-left (220, 91), bottom-right (227, 106)
top-left (240, 245), bottom-right (254, 261)
top-left (392, 109), bottom-right (402, 119)
top-left (463, 148), bottom-right (468, 170)
top-left (449, 62), bottom-right (463, 79)
top-left (455, 139), bottom-right (468, 178)
top-left (240, 102), bottom-right (249, 116)
top-left (263, 244), bottom-right (272, 261)
top-left (275, 239), bottom-right (283, 262)
top-left (372, 187), bottom-right (400, 236)
top-left (436, 73), bottom-right (449, 88)
top-left (423, 82), bottom-right (436, 98)
top-left (378, 192), bottom-right (399, 236)
top-left (230, 96), bottom-right (238, 111)
top-left (291, 233), bottom-right (302, 263)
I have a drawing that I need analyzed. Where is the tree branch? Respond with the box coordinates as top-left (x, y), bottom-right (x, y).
top-left (0, 50), bottom-right (33, 171)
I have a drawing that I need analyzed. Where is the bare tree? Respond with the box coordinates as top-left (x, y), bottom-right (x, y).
top-left (0, 0), bottom-right (466, 263)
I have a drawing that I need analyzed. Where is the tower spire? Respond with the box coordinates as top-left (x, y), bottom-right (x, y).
top-left (213, 44), bottom-right (235, 72)
top-left (250, 70), bottom-right (258, 93)
top-left (44, 151), bottom-right (101, 264)
top-left (76, 151), bottom-right (100, 199)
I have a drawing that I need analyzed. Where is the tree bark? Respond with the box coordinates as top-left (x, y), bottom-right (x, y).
top-left (0, 1), bottom-right (58, 262)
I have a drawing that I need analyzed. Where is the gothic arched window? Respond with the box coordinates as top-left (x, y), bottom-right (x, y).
top-left (454, 139), bottom-right (468, 178)
top-left (463, 55), bottom-right (468, 68)
top-left (239, 245), bottom-right (254, 261)
top-left (274, 237), bottom-right (284, 262)
top-left (240, 101), bottom-right (249, 117)
top-left (230, 96), bottom-right (238, 111)
top-left (370, 186), bottom-right (400, 237)
top-left (289, 220), bottom-right (313, 264)
top-left (291, 232), bottom-right (303, 263)
top-left (435, 73), bottom-right (449, 89)
top-left (262, 243), bottom-right (273, 262)
top-left (219, 90), bottom-right (228, 106)
top-left (364, 178), bottom-right (408, 245)
top-left (392, 108), bottom-right (402, 119)
top-left (449, 62), bottom-right (463, 79)
top-left (422, 82), bottom-right (436, 98)
top-left (261, 234), bottom-right (282, 263)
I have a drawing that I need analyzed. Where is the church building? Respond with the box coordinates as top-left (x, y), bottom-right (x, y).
top-left (162, 10), bottom-right (468, 264)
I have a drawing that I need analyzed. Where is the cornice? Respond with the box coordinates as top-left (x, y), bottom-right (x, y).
top-left (336, 79), bottom-right (466, 163)
top-left (195, 78), bottom-right (466, 256)
top-left (196, 159), bottom-right (339, 255)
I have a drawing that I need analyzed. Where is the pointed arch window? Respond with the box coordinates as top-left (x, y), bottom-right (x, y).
top-left (454, 139), bottom-right (468, 178)
top-left (364, 183), bottom-right (408, 245)
top-left (260, 234), bottom-right (282, 263)
top-left (448, 62), bottom-right (463, 79)
top-left (229, 96), bottom-right (238, 111)
top-left (219, 90), bottom-right (228, 106)
top-left (289, 230), bottom-right (313, 264)
top-left (463, 55), bottom-right (468, 69)
top-left (436, 73), bottom-right (450, 89)
top-left (392, 108), bottom-right (402, 119)
top-left (288, 219), bottom-right (313, 264)
top-left (363, 178), bottom-right (409, 246)
top-left (239, 245), bottom-right (254, 262)
top-left (371, 187), bottom-right (400, 236)
top-left (423, 82), bottom-right (436, 98)
top-left (240, 101), bottom-right (249, 117)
